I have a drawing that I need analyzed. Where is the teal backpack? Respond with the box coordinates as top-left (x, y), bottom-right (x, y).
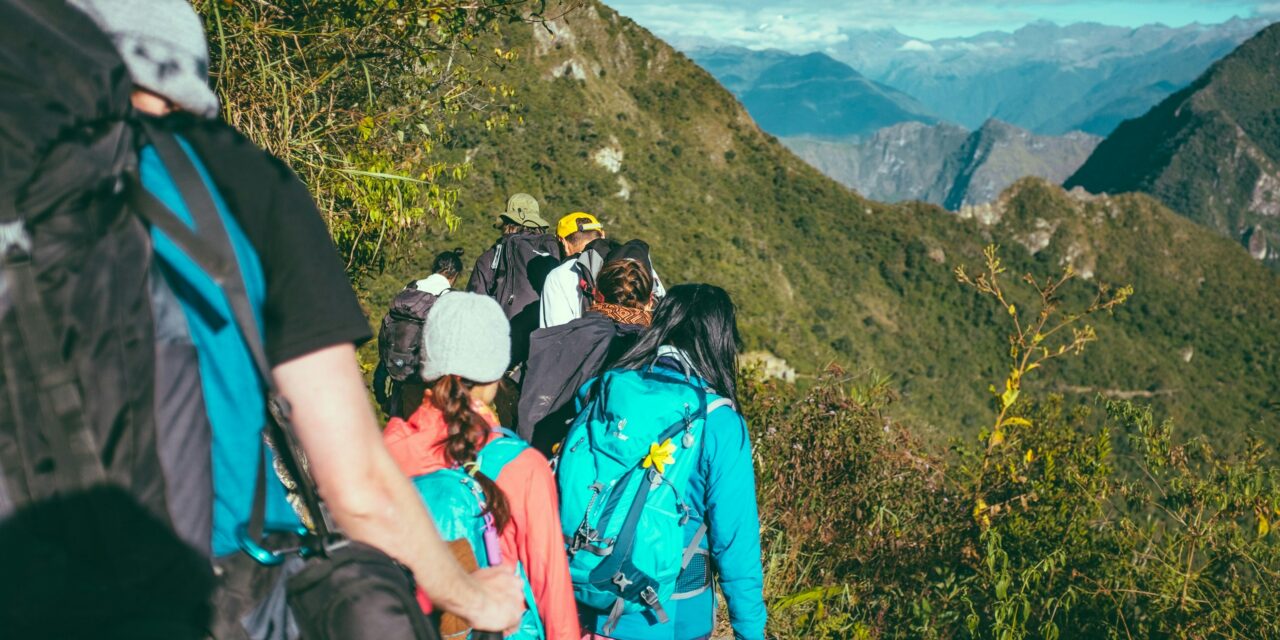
top-left (556, 367), bottom-right (734, 634)
top-left (411, 428), bottom-right (544, 640)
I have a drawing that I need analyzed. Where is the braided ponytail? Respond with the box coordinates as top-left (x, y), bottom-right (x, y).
top-left (432, 375), bottom-right (512, 531)
top-left (596, 259), bottom-right (653, 309)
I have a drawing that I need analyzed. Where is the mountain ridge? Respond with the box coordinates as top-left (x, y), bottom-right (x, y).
top-left (1066, 23), bottom-right (1280, 261)
top-left (684, 18), bottom-right (1272, 135)
top-left (691, 49), bottom-right (939, 138)
top-left (783, 119), bottom-right (1099, 209)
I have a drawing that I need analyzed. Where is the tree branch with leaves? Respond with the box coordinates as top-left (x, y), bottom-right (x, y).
top-left (956, 245), bottom-right (1132, 525)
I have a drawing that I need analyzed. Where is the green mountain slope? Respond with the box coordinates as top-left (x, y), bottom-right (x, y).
top-left (369, 2), bottom-right (1280, 442)
top-left (1067, 24), bottom-right (1280, 262)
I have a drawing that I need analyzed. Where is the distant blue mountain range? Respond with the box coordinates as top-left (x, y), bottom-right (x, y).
top-left (687, 18), bottom-right (1272, 137)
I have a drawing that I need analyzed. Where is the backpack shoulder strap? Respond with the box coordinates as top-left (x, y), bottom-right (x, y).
top-left (477, 429), bottom-right (529, 479)
top-left (132, 124), bottom-right (332, 547)
top-left (706, 397), bottom-right (735, 415)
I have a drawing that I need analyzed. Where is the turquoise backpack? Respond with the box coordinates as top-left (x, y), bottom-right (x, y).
top-left (556, 367), bottom-right (734, 634)
top-left (411, 428), bottom-right (544, 640)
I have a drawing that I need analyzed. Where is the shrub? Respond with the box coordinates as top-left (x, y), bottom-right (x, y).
top-left (748, 248), bottom-right (1280, 639)
top-left (199, 0), bottom-right (535, 277)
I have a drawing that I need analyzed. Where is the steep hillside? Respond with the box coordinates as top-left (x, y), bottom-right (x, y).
top-left (1066, 23), bottom-right (1280, 262)
top-left (783, 122), bottom-right (968, 204)
top-left (369, 2), bottom-right (1280, 442)
top-left (944, 120), bottom-right (1100, 208)
top-left (691, 49), bottom-right (939, 138)
top-left (783, 119), bottom-right (1098, 208)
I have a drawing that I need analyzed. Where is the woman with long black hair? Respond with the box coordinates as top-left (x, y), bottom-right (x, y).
top-left (558, 284), bottom-right (766, 640)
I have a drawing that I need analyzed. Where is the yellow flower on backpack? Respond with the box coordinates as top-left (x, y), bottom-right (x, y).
top-left (642, 439), bottom-right (678, 474)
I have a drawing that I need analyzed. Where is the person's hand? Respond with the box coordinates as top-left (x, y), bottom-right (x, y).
top-left (461, 564), bottom-right (525, 632)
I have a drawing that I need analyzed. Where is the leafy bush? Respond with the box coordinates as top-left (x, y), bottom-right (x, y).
top-left (747, 249), bottom-right (1280, 639)
top-left (199, 0), bottom-right (534, 277)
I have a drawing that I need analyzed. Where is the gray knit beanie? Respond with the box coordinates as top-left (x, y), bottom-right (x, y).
top-left (69, 0), bottom-right (220, 118)
top-left (421, 292), bottom-right (511, 384)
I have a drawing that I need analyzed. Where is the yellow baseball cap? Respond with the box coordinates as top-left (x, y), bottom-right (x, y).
top-left (556, 212), bottom-right (604, 239)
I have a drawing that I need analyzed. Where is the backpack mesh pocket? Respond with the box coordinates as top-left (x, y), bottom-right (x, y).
top-left (674, 550), bottom-right (710, 599)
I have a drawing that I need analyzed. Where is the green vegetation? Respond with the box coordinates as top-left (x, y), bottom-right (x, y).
top-left (381, 1), bottom-right (1280, 444)
top-left (749, 251), bottom-right (1280, 638)
top-left (200, 0), bottom-right (530, 277)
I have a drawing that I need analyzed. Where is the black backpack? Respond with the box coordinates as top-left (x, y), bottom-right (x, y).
top-left (517, 314), bottom-right (642, 453)
top-left (572, 238), bottom-right (620, 313)
top-left (0, 2), bottom-right (216, 636)
top-left (488, 232), bottom-right (562, 320)
top-left (377, 284), bottom-right (446, 382)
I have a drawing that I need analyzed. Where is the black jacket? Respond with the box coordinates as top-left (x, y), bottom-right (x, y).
top-left (517, 312), bottom-right (644, 454)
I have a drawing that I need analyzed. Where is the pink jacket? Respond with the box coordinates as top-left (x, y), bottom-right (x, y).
top-left (384, 399), bottom-right (579, 640)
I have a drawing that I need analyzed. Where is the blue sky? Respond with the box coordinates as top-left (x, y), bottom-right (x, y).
top-left (607, 0), bottom-right (1280, 48)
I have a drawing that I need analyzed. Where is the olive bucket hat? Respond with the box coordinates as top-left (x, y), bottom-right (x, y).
top-left (498, 193), bottom-right (550, 229)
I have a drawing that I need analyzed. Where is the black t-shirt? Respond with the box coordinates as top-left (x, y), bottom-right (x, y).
top-left (163, 116), bottom-right (372, 365)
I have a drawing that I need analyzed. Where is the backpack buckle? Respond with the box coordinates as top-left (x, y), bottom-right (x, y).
top-left (641, 587), bottom-right (669, 624)
top-left (569, 527), bottom-right (596, 553)
top-left (0, 221), bottom-right (32, 260)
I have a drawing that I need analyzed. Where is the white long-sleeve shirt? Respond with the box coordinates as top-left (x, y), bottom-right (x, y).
top-left (539, 255), bottom-right (667, 329)
top-left (539, 260), bottom-right (584, 329)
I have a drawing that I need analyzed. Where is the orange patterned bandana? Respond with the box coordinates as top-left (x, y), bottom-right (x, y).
top-left (590, 302), bottom-right (652, 327)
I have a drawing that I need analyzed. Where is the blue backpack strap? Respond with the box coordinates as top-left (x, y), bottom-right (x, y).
top-left (474, 429), bottom-right (548, 640)
top-left (476, 428), bottom-right (529, 479)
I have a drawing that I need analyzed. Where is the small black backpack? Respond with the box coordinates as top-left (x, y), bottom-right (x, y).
top-left (489, 232), bottom-right (562, 320)
top-left (377, 284), bottom-right (446, 382)
top-left (573, 238), bottom-right (620, 312)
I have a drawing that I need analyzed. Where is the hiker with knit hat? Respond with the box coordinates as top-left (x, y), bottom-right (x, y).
top-left (384, 292), bottom-right (579, 640)
top-left (65, 0), bottom-right (525, 636)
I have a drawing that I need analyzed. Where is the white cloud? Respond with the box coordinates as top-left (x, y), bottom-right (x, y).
top-left (899, 39), bottom-right (936, 51)
top-left (723, 14), bottom-right (850, 50)
top-left (607, 0), bottom-right (1271, 50)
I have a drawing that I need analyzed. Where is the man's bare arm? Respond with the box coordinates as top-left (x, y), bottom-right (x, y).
top-left (273, 343), bottom-right (523, 629)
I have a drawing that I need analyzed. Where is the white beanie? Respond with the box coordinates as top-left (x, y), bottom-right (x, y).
top-left (421, 292), bottom-right (510, 383)
top-left (69, 0), bottom-right (221, 118)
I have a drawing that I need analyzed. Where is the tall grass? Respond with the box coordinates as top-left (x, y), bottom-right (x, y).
top-left (199, 0), bottom-right (537, 277)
